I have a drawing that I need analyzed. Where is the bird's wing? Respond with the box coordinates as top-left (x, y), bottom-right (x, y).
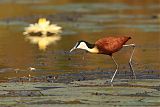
top-left (95, 36), bottom-right (131, 55)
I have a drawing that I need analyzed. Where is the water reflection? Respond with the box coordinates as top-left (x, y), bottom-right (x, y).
top-left (0, 0), bottom-right (159, 81)
top-left (25, 34), bottom-right (61, 50)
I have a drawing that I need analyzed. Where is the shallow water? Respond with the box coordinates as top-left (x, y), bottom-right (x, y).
top-left (0, 0), bottom-right (159, 81)
top-left (0, 0), bottom-right (160, 106)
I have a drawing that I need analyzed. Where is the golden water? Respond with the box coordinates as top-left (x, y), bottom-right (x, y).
top-left (0, 0), bottom-right (159, 81)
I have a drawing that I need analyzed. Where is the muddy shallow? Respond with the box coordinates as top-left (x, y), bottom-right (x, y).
top-left (0, 0), bottom-right (159, 106)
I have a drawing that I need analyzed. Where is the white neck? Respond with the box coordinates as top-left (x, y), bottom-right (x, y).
top-left (76, 42), bottom-right (99, 54)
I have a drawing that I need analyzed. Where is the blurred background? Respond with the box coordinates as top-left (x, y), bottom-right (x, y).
top-left (0, 0), bottom-right (159, 81)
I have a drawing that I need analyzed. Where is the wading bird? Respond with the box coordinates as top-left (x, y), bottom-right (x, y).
top-left (70, 36), bottom-right (136, 83)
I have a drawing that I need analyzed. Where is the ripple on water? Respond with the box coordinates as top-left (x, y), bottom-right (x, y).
top-left (32, 3), bottom-right (160, 12)
top-left (0, 0), bottom-right (50, 4)
top-left (32, 3), bottom-right (141, 12)
top-left (0, 20), bottom-right (28, 26)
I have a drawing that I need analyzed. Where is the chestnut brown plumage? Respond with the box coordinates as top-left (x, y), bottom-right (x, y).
top-left (70, 36), bottom-right (136, 83)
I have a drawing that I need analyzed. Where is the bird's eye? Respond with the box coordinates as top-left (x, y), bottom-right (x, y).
top-left (47, 32), bottom-right (55, 36)
top-left (29, 32), bottom-right (42, 37)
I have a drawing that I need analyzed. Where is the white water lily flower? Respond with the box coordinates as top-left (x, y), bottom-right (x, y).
top-left (23, 18), bottom-right (62, 51)
top-left (23, 18), bottom-right (62, 36)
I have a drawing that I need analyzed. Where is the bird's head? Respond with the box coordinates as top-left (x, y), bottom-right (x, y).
top-left (70, 40), bottom-right (98, 53)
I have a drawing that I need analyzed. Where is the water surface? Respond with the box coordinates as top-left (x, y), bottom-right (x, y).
top-left (0, 0), bottom-right (159, 81)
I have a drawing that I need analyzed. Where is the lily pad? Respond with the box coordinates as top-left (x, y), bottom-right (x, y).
top-left (0, 82), bottom-right (67, 90)
top-left (0, 91), bottom-right (8, 95)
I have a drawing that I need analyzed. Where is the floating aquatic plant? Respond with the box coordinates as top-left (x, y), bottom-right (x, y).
top-left (23, 18), bottom-right (62, 51)
top-left (23, 18), bottom-right (62, 36)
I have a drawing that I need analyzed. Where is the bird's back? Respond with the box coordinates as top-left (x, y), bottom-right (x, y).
top-left (95, 36), bottom-right (131, 55)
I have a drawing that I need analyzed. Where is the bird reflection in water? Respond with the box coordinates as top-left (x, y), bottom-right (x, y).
top-left (23, 18), bottom-right (62, 50)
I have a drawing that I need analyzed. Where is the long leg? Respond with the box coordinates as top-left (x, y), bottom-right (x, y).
top-left (123, 44), bottom-right (136, 79)
top-left (110, 56), bottom-right (119, 83)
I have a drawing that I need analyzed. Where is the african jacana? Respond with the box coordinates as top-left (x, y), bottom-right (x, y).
top-left (70, 36), bottom-right (136, 83)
